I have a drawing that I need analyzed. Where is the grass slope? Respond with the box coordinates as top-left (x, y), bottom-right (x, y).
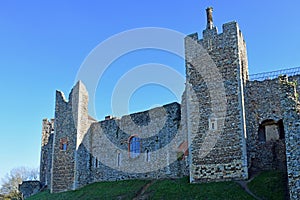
top-left (28, 170), bottom-right (286, 200)
top-left (28, 180), bottom-right (150, 200)
top-left (248, 171), bottom-right (286, 200)
top-left (147, 177), bottom-right (253, 200)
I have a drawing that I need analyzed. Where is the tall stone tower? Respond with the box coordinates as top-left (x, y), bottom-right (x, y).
top-left (50, 81), bottom-right (89, 193)
top-left (185, 7), bottom-right (249, 182)
top-left (40, 118), bottom-right (54, 187)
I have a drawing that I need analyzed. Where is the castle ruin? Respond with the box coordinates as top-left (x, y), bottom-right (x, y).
top-left (34, 8), bottom-right (300, 199)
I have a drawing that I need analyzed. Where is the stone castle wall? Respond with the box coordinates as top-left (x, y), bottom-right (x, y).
top-left (40, 119), bottom-right (54, 188)
top-left (279, 76), bottom-right (300, 200)
top-left (50, 90), bottom-right (77, 193)
top-left (50, 81), bottom-right (89, 193)
top-left (185, 21), bottom-right (248, 182)
top-left (245, 79), bottom-right (287, 172)
top-left (19, 181), bottom-right (41, 199)
top-left (245, 75), bottom-right (300, 198)
top-left (49, 81), bottom-right (188, 192)
top-left (75, 102), bottom-right (188, 188)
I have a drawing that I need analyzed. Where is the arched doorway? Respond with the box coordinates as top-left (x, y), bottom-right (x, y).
top-left (252, 119), bottom-right (287, 171)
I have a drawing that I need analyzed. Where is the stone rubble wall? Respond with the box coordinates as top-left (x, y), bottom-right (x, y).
top-left (245, 79), bottom-right (287, 172)
top-left (75, 102), bottom-right (189, 188)
top-left (40, 118), bottom-right (54, 188)
top-left (279, 76), bottom-right (300, 200)
top-left (72, 81), bottom-right (90, 189)
top-left (185, 21), bottom-right (248, 183)
top-left (19, 181), bottom-right (41, 199)
top-left (245, 75), bottom-right (300, 199)
top-left (49, 81), bottom-right (188, 192)
top-left (50, 90), bottom-right (76, 193)
top-left (51, 81), bottom-right (89, 193)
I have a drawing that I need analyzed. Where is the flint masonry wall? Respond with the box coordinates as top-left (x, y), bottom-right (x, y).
top-left (51, 81), bottom-right (89, 193)
top-left (19, 181), bottom-right (41, 199)
top-left (51, 90), bottom-right (77, 193)
top-left (40, 118), bottom-right (54, 188)
top-left (185, 21), bottom-right (248, 182)
top-left (279, 76), bottom-right (300, 200)
top-left (245, 79), bottom-right (287, 172)
top-left (49, 81), bottom-right (188, 191)
top-left (75, 102), bottom-right (189, 188)
top-left (244, 75), bottom-right (300, 199)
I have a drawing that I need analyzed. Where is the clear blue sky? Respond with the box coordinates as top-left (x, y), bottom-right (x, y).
top-left (0, 0), bottom-right (300, 183)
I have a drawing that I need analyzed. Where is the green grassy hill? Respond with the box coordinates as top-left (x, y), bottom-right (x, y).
top-left (28, 171), bottom-right (286, 200)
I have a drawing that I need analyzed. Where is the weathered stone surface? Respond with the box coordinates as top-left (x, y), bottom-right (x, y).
top-left (75, 102), bottom-right (188, 188)
top-left (185, 20), bottom-right (248, 182)
top-left (45, 81), bottom-right (188, 193)
top-left (50, 81), bottom-right (90, 193)
top-left (19, 181), bottom-right (41, 199)
top-left (279, 77), bottom-right (300, 200)
top-left (40, 118), bottom-right (54, 187)
top-left (245, 78), bottom-right (286, 172)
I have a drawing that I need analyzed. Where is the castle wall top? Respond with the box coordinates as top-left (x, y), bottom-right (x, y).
top-left (185, 7), bottom-right (241, 44)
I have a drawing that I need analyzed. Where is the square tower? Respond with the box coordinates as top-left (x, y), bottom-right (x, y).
top-left (50, 81), bottom-right (89, 193)
top-left (185, 7), bottom-right (249, 182)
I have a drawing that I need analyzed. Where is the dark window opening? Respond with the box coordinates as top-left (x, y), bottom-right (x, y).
top-left (209, 118), bottom-right (217, 130)
top-left (211, 122), bottom-right (215, 130)
top-left (117, 152), bottom-right (121, 166)
top-left (62, 143), bottom-right (67, 151)
top-left (89, 154), bottom-right (92, 170)
top-left (60, 138), bottom-right (68, 151)
top-left (146, 149), bottom-right (150, 162)
top-left (129, 136), bottom-right (140, 158)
